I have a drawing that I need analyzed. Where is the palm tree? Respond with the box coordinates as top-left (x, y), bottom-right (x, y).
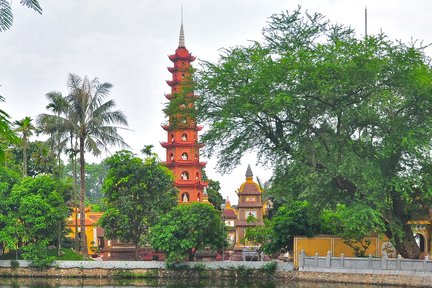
top-left (14, 116), bottom-right (36, 176)
top-left (40, 73), bottom-right (128, 257)
top-left (0, 0), bottom-right (42, 32)
top-left (38, 91), bottom-right (69, 177)
top-left (0, 96), bottom-right (18, 161)
top-left (38, 92), bottom-right (81, 252)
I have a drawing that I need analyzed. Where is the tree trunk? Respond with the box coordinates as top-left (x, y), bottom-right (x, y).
top-left (22, 139), bottom-right (27, 176)
top-left (134, 243), bottom-right (140, 260)
top-left (389, 221), bottom-right (420, 259)
top-left (385, 189), bottom-right (420, 259)
top-left (57, 221), bottom-right (62, 257)
top-left (71, 142), bottom-right (80, 252)
top-left (79, 137), bottom-right (88, 257)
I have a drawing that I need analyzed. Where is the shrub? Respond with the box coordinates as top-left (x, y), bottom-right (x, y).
top-left (260, 261), bottom-right (277, 274)
top-left (10, 260), bottom-right (19, 269)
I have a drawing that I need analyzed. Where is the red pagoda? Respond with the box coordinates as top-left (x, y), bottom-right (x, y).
top-left (161, 21), bottom-right (208, 203)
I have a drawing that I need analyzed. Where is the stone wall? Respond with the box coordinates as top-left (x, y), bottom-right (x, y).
top-left (299, 250), bottom-right (432, 272)
top-left (0, 260), bottom-right (293, 271)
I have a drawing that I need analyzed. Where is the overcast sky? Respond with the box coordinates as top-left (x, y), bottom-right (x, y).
top-left (1, 0), bottom-right (431, 204)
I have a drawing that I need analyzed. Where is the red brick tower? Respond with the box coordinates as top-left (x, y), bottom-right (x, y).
top-left (161, 21), bottom-right (208, 203)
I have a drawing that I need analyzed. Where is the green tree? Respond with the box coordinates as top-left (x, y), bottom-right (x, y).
top-left (196, 8), bottom-right (432, 258)
top-left (8, 140), bottom-right (57, 176)
top-left (13, 116), bottom-right (36, 176)
top-left (0, 96), bottom-right (18, 161)
top-left (0, 0), bottom-right (42, 32)
top-left (1, 175), bottom-right (69, 266)
top-left (206, 180), bottom-right (224, 210)
top-left (245, 201), bottom-right (319, 254)
top-left (39, 73), bottom-right (129, 257)
top-left (100, 149), bottom-right (176, 259)
top-left (321, 204), bottom-right (385, 257)
top-left (150, 203), bottom-right (226, 262)
top-left (0, 165), bottom-right (21, 256)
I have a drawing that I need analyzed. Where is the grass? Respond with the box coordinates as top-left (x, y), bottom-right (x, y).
top-left (0, 248), bottom-right (84, 261)
top-left (48, 248), bottom-right (84, 261)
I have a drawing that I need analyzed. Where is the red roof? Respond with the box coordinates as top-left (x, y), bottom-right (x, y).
top-left (223, 209), bottom-right (237, 219)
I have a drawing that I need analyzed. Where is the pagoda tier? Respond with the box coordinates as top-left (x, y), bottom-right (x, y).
top-left (165, 93), bottom-right (198, 100)
top-left (168, 50), bottom-right (196, 62)
top-left (160, 140), bottom-right (203, 148)
top-left (162, 124), bottom-right (203, 131)
top-left (167, 66), bottom-right (188, 73)
top-left (173, 180), bottom-right (208, 187)
top-left (164, 160), bottom-right (207, 168)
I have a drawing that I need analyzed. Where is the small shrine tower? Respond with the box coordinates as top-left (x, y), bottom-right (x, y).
top-left (161, 21), bottom-right (208, 203)
top-left (235, 165), bottom-right (264, 246)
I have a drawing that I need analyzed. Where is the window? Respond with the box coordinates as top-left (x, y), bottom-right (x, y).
top-left (181, 192), bottom-right (189, 202)
top-left (169, 153), bottom-right (174, 161)
top-left (182, 133), bottom-right (187, 141)
top-left (195, 172), bottom-right (199, 180)
top-left (181, 73), bottom-right (185, 79)
top-left (182, 152), bottom-right (188, 160)
top-left (170, 134), bottom-right (174, 142)
top-left (181, 171), bottom-right (189, 180)
top-left (245, 210), bottom-right (257, 219)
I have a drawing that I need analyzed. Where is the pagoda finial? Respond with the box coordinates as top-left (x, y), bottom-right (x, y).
top-left (179, 5), bottom-right (185, 48)
top-left (245, 164), bottom-right (253, 179)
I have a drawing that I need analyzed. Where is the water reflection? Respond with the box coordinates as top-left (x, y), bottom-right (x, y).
top-left (0, 278), bottom-right (404, 288)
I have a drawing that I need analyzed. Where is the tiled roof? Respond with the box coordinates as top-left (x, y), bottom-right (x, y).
top-left (239, 183), bottom-right (261, 194)
top-left (223, 209), bottom-right (237, 219)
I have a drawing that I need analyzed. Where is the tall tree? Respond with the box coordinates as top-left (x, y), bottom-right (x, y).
top-left (14, 116), bottom-right (35, 176)
top-left (0, 0), bottom-right (42, 32)
top-left (150, 203), bottom-right (226, 262)
top-left (100, 149), bottom-right (177, 259)
top-left (38, 73), bottom-right (128, 257)
top-left (195, 8), bottom-right (432, 258)
top-left (38, 91), bottom-right (81, 251)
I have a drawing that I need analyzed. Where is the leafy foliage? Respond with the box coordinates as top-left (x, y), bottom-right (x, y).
top-left (321, 204), bottom-right (384, 256)
top-left (150, 203), bottom-right (226, 262)
top-left (100, 149), bottom-right (177, 259)
top-left (0, 175), bottom-right (69, 266)
top-left (196, 7), bottom-right (432, 258)
top-left (244, 201), bottom-right (319, 253)
top-left (0, 0), bottom-right (42, 32)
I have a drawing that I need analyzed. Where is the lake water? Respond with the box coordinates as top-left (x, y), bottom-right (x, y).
top-left (0, 278), bottom-right (405, 288)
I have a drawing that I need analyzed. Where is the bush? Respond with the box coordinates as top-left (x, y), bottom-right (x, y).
top-left (260, 261), bottom-right (277, 274)
top-left (10, 260), bottom-right (19, 269)
top-left (22, 242), bottom-right (55, 268)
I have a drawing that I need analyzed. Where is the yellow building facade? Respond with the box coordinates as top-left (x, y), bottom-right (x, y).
top-left (67, 207), bottom-right (105, 256)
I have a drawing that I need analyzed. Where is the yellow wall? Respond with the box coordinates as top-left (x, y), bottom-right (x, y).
top-left (67, 210), bottom-right (100, 255)
top-left (294, 235), bottom-right (385, 267)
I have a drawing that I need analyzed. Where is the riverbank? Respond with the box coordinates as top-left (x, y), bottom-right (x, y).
top-left (0, 266), bottom-right (431, 287)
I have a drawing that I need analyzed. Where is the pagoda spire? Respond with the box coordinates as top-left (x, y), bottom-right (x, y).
top-left (179, 6), bottom-right (185, 48)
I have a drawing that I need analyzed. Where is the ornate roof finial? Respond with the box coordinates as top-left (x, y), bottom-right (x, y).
top-left (179, 5), bottom-right (185, 48)
top-left (245, 164), bottom-right (253, 179)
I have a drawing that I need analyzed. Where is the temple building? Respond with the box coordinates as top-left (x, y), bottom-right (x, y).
top-left (222, 197), bottom-right (238, 248)
top-left (161, 21), bottom-right (208, 203)
top-left (234, 165), bottom-right (265, 246)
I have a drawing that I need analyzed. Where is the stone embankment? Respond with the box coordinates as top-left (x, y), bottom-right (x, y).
top-left (1, 260), bottom-right (432, 287)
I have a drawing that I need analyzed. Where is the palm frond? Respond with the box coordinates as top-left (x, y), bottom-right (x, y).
top-left (19, 0), bottom-right (42, 14)
top-left (0, 0), bottom-right (13, 32)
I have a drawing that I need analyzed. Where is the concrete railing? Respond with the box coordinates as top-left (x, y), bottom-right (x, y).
top-left (0, 260), bottom-right (293, 271)
top-left (298, 250), bottom-right (432, 273)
